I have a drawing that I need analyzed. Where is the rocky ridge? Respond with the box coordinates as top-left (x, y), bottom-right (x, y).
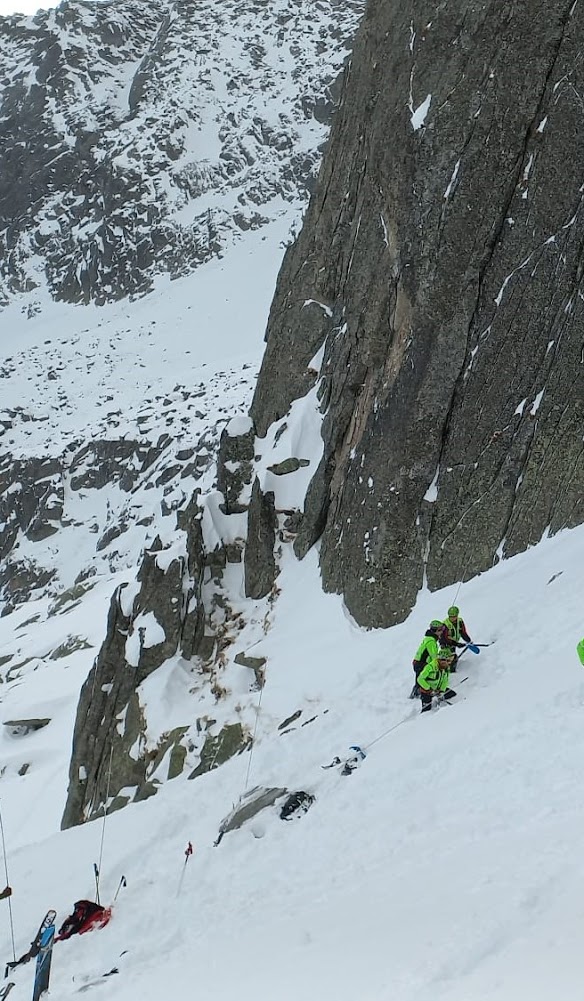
top-left (251, 0), bottom-right (584, 626)
top-left (0, 0), bottom-right (366, 825)
top-left (0, 0), bottom-right (363, 305)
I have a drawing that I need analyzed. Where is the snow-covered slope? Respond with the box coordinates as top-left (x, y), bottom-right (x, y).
top-left (0, 218), bottom-right (297, 821)
top-left (0, 218), bottom-right (290, 612)
top-left (0, 514), bottom-right (583, 1000)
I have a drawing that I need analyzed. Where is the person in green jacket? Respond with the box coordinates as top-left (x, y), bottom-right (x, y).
top-left (577, 638), bottom-right (584, 666)
top-left (418, 649), bottom-right (457, 713)
top-left (410, 620), bottom-right (449, 697)
top-left (442, 605), bottom-right (473, 672)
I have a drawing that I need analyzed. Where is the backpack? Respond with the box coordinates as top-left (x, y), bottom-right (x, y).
top-left (279, 791), bottom-right (315, 821)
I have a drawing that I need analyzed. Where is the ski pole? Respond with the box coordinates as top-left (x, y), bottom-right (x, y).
top-left (0, 805), bottom-right (15, 963)
top-left (176, 842), bottom-right (194, 898)
top-left (113, 876), bottom-right (127, 902)
top-left (93, 863), bottom-right (100, 906)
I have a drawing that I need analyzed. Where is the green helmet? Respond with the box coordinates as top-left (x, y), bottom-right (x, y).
top-left (437, 649), bottom-right (453, 661)
top-left (430, 619), bottom-right (443, 629)
top-left (448, 606), bottom-right (459, 617)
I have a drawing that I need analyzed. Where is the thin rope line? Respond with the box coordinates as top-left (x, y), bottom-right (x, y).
top-left (0, 804), bottom-right (16, 962)
top-left (242, 683), bottom-right (264, 794)
top-left (363, 675), bottom-right (470, 752)
top-left (452, 551), bottom-right (474, 605)
top-left (363, 713), bottom-right (413, 751)
top-left (96, 744), bottom-right (114, 902)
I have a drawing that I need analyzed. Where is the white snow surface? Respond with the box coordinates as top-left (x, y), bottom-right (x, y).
top-left (0, 518), bottom-right (583, 999)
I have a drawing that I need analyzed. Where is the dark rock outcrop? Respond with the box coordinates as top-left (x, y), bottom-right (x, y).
top-left (0, 456), bottom-right (63, 559)
top-left (234, 651), bottom-right (266, 689)
top-left (188, 722), bottom-right (251, 780)
top-left (244, 478), bottom-right (277, 599)
top-left (62, 502), bottom-right (207, 829)
top-left (251, 0), bottom-right (584, 626)
top-left (177, 494), bottom-right (206, 659)
top-left (61, 580), bottom-right (140, 829)
top-left (4, 718), bottom-right (50, 736)
top-left (216, 419), bottom-right (255, 514)
top-left (0, 559), bottom-right (56, 614)
top-left (68, 440), bottom-right (165, 492)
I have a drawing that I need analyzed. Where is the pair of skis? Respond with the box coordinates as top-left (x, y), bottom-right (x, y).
top-left (32, 916), bottom-right (55, 1001)
top-left (5, 908), bottom-right (56, 981)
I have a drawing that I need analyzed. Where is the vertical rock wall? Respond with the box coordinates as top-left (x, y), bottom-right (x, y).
top-left (251, 0), bottom-right (584, 626)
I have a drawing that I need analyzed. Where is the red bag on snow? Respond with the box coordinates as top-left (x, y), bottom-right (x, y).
top-left (79, 906), bottom-right (112, 935)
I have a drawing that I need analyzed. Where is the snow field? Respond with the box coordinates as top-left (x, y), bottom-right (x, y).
top-left (0, 526), bottom-right (583, 1000)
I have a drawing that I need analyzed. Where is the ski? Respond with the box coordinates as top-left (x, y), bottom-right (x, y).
top-left (5, 909), bottom-right (56, 978)
top-left (0, 983), bottom-right (15, 1000)
top-left (76, 968), bottom-right (119, 993)
top-left (32, 919), bottom-right (55, 1001)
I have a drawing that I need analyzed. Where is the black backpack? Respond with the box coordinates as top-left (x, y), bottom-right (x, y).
top-left (279, 791), bottom-right (315, 821)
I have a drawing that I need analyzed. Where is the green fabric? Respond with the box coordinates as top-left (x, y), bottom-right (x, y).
top-left (443, 614), bottom-right (464, 644)
top-left (413, 634), bottom-right (439, 663)
top-left (577, 638), bottom-right (584, 666)
top-left (417, 657), bottom-right (450, 692)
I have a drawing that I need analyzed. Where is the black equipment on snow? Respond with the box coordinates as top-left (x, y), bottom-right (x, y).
top-left (322, 746), bottom-right (367, 775)
top-left (279, 791), bottom-right (315, 820)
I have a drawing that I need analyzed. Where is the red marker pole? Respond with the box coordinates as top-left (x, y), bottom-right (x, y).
top-left (177, 842), bottom-right (194, 897)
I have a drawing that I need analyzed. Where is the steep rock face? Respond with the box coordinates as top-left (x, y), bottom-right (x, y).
top-left (251, 0), bottom-right (584, 626)
top-left (244, 477), bottom-right (277, 599)
top-left (62, 512), bottom-right (206, 829)
top-left (0, 0), bottom-right (363, 305)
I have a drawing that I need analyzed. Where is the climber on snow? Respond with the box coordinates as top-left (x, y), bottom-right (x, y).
top-left (410, 620), bottom-right (449, 697)
top-left (417, 649), bottom-right (457, 713)
top-left (441, 605), bottom-right (473, 671)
